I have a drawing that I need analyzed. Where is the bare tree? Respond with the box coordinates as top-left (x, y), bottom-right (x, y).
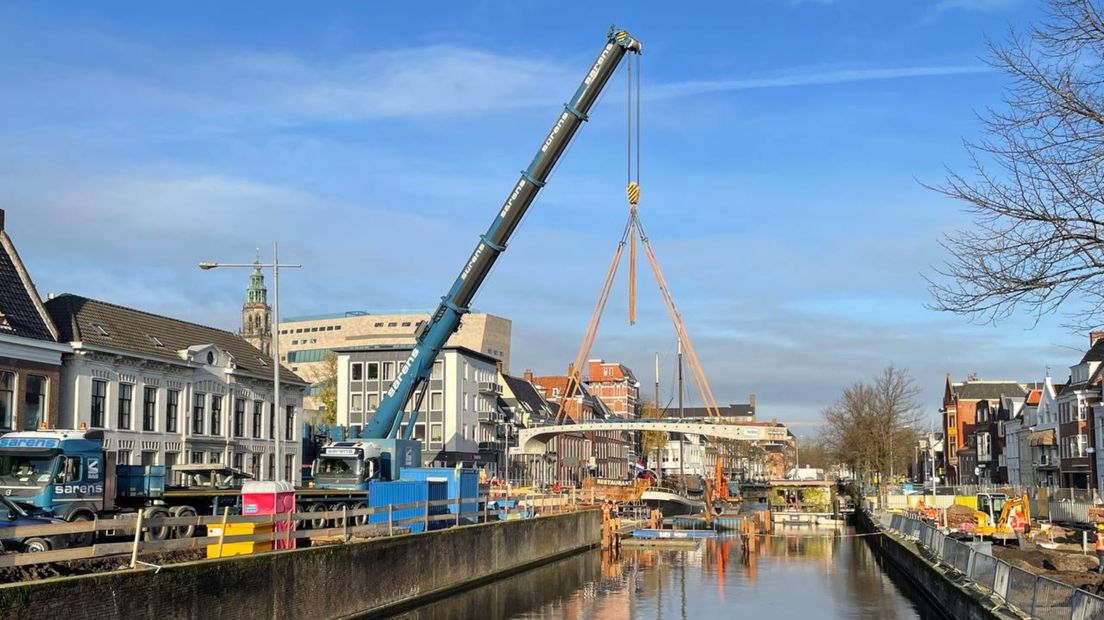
top-left (822, 365), bottom-right (922, 504)
top-left (928, 0), bottom-right (1104, 330)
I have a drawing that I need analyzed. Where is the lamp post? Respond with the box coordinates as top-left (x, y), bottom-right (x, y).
top-left (199, 242), bottom-right (301, 482)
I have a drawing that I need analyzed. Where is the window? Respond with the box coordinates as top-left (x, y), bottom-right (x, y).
top-left (351, 362), bottom-right (363, 381)
top-left (430, 424), bottom-right (443, 444)
top-left (232, 452), bottom-right (244, 471)
top-left (351, 394), bottom-right (363, 412)
top-left (382, 362), bottom-right (394, 381)
top-left (387, 322), bottom-right (397, 327)
top-left (192, 393), bottom-right (206, 435)
top-left (141, 451), bottom-right (156, 466)
top-left (117, 450), bottom-right (131, 465)
top-left (23, 375), bottom-right (46, 431)
top-left (142, 386), bottom-right (157, 432)
top-left (366, 393), bottom-right (379, 410)
top-left (430, 392), bottom-right (443, 411)
top-left (431, 360), bottom-right (443, 380)
top-left (165, 452), bottom-right (178, 468)
top-left (91, 379), bottom-right (107, 428)
top-left (284, 455), bottom-right (294, 482)
top-left (463, 362), bottom-right (469, 381)
top-left (367, 362), bottom-right (379, 380)
top-left (57, 456), bottom-right (80, 483)
top-left (211, 395), bottom-right (223, 436)
top-left (464, 392), bottom-right (469, 412)
top-left (166, 389), bottom-right (180, 433)
top-left (285, 405), bottom-right (294, 440)
top-left (267, 454), bottom-right (275, 480)
top-left (374, 322), bottom-right (383, 328)
top-left (269, 403), bottom-right (275, 439)
top-left (402, 321), bottom-right (411, 327)
top-left (209, 451), bottom-right (222, 464)
top-left (117, 383), bottom-right (133, 429)
top-left (0, 371), bottom-right (12, 429)
top-left (252, 400), bottom-right (263, 438)
top-left (191, 451), bottom-right (204, 464)
top-left (234, 398), bottom-right (245, 437)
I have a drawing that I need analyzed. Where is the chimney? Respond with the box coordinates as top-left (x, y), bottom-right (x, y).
top-left (749, 393), bottom-right (757, 413)
top-left (523, 368), bottom-right (533, 383)
top-left (0, 209), bottom-right (5, 232)
top-left (1091, 331), bottom-right (1104, 347)
top-left (967, 373), bottom-right (979, 382)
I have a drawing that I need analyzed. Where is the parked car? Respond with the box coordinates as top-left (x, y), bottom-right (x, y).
top-left (0, 495), bottom-right (67, 553)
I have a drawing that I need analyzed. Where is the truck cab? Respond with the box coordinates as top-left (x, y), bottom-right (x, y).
top-left (0, 430), bottom-right (107, 520)
top-left (311, 438), bottom-right (421, 490)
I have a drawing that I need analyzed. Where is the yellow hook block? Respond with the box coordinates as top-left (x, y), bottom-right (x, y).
top-left (626, 182), bottom-right (640, 206)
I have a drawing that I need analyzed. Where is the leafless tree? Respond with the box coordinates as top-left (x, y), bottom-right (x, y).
top-left (822, 365), bottom-right (922, 504)
top-left (928, 0), bottom-right (1104, 330)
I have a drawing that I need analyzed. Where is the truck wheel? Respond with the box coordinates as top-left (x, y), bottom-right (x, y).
top-left (330, 503), bottom-right (347, 528)
top-left (352, 502), bottom-right (369, 527)
top-left (67, 512), bottom-right (95, 547)
top-left (309, 503), bottom-right (328, 531)
top-left (142, 507), bottom-right (171, 542)
top-left (22, 537), bottom-right (50, 553)
top-left (169, 506), bottom-right (197, 539)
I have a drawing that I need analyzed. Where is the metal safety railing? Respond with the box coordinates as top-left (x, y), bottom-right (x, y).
top-left (884, 513), bottom-right (1104, 620)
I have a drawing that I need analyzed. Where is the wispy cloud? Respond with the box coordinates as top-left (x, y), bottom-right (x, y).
top-left (649, 64), bottom-right (992, 99)
top-left (934, 0), bottom-right (1018, 13)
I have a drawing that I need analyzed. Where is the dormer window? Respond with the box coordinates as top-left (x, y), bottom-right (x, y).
top-left (206, 351), bottom-right (216, 365)
top-left (0, 313), bottom-right (10, 330)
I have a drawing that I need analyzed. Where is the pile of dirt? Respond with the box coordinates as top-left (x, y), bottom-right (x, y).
top-left (944, 504), bottom-right (976, 528)
top-left (0, 548), bottom-right (205, 584)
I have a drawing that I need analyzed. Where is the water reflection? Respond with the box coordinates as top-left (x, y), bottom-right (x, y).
top-left (392, 526), bottom-right (942, 620)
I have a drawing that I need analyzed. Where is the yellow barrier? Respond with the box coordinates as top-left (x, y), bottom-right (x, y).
top-left (207, 522), bottom-right (274, 558)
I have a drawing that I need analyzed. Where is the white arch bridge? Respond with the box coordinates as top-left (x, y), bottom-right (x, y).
top-left (516, 418), bottom-right (792, 454)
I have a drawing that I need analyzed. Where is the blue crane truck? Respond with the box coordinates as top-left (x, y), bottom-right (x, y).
top-left (309, 25), bottom-right (641, 488)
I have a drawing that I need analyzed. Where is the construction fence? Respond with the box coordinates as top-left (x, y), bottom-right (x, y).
top-left (886, 487), bottom-right (1101, 525)
top-left (0, 491), bottom-right (581, 573)
top-left (885, 513), bottom-right (1104, 620)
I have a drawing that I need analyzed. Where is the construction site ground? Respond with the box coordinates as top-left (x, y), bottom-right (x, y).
top-left (991, 525), bottom-right (1104, 591)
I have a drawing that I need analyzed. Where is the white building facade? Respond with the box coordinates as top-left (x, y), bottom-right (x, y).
top-left (335, 345), bottom-right (503, 469)
top-left (45, 295), bottom-right (306, 483)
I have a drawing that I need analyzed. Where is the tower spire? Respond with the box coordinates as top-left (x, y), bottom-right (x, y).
top-left (242, 248), bottom-right (272, 354)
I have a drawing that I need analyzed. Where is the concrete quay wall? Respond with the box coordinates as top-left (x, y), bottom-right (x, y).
top-left (856, 510), bottom-right (1016, 620)
top-left (0, 510), bottom-right (601, 620)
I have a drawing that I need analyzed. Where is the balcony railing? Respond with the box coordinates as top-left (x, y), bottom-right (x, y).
top-left (478, 382), bottom-right (503, 395)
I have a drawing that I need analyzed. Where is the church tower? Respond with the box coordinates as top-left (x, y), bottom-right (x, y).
top-left (241, 252), bottom-right (271, 355)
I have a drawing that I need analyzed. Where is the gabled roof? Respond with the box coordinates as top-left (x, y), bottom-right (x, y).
top-left (501, 374), bottom-right (556, 421)
top-left (953, 381), bottom-right (1026, 400)
top-left (1081, 338), bottom-right (1104, 364)
top-left (0, 216), bottom-right (57, 342)
top-left (1025, 389), bottom-right (1042, 406)
top-left (45, 294), bottom-right (304, 384)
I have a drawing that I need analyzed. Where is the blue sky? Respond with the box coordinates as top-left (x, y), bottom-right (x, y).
top-left (1, 0), bottom-right (1082, 428)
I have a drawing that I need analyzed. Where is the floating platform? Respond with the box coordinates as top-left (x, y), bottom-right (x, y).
top-left (632, 528), bottom-right (717, 539)
top-left (669, 516), bottom-right (743, 531)
top-left (623, 538), bottom-right (699, 549)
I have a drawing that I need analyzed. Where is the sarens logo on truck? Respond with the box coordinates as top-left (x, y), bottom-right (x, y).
top-left (54, 484), bottom-right (103, 496)
top-left (0, 437), bottom-right (60, 449)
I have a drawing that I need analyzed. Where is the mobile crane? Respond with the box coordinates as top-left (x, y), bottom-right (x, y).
top-left (312, 26), bottom-right (643, 488)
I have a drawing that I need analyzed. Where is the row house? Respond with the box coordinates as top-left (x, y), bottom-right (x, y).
top-left (1061, 333), bottom-right (1104, 489)
top-left (529, 372), bottom-right (632, 481)
top-left (941, 375), bottom-right (1027, 484)
top-left (44, 294), bottom-right (307, 483)
top-left (0, 209), bottom-right (68, 434)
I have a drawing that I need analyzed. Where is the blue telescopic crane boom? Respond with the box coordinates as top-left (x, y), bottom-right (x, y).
top-left (361, 26), bottom-right (642, 439)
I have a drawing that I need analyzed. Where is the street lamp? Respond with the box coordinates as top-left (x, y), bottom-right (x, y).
top-left (199, 242), bottom-right (301, 482)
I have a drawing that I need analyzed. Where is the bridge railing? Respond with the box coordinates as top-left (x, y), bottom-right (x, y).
top-left (883, 513), bottom-right (1104, 620)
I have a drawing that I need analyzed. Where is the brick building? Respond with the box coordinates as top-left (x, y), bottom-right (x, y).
top-left (942, 375), bottom-right (1027, 484)
top-left (1058, 334), bottom-right (1104, 489)
top-left (0, 209), bottom-right (68, 433)
top-left (584, 359), bottom-right (639, 418)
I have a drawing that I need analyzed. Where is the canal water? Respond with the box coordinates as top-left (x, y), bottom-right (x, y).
top-left (390, 526), bottom-right (945, 619)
